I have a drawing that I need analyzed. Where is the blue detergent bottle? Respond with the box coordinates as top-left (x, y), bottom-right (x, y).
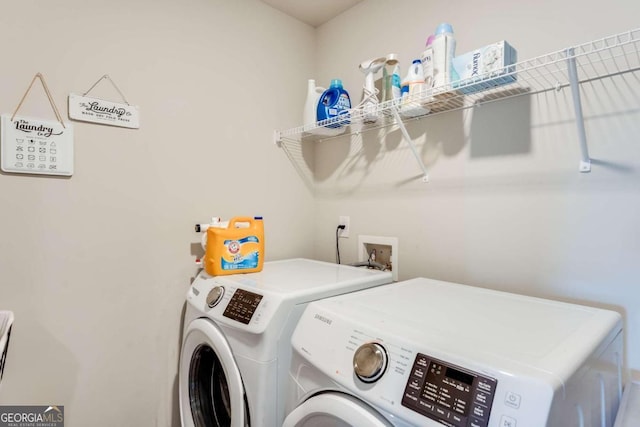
top-left (317, 79), bottom-right (351, 128)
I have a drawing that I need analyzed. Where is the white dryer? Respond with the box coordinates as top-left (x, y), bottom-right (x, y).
top-left (179, 258), bottom-right (392, 427)
top-left (285, 278), bottom-right (624, 427)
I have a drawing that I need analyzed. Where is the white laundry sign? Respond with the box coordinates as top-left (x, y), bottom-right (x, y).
top-left (68, 93), bottom-right (140, 128)
top-left (0, 114), bottom-right (74, 176)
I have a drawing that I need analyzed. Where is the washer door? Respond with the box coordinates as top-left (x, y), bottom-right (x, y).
top-left (283, 392), bottom-right (393, 427)
top-left (180, 319), bottom-right (249, 427)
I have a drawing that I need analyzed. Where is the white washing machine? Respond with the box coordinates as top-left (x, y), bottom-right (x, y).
top-left (179, 258), bottom-right (392, 427)
top-left (285, 278), bottom-right (624, 427)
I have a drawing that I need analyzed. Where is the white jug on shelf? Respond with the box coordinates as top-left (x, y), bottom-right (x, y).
top-left (303, 79), bottom-right (325, 127)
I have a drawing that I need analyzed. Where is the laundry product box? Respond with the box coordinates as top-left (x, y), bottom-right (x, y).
top-left (452, 40), bottom-right (517, 94)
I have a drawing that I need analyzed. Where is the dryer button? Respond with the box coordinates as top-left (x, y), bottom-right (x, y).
top-left (505, 392), bottom-right (521, 409)
top-left (499, 415), bottom-right (517, 427)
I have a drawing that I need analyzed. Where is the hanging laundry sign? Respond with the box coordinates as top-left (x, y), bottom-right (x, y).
top-left (69, 94), bottom-right (139, 128)
top-left (68, 75), bottom-right (140, 128)
top-left (1, 114), bottom-right (73, 176)
top-left (1, 73), bottom-right (74, 177)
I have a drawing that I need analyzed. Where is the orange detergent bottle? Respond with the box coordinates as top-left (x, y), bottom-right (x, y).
top-left (203, 216), bottom-right (264, 276)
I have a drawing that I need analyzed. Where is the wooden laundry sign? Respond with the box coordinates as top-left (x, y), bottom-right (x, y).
top-left (68, 75), bottom-right (140, 128)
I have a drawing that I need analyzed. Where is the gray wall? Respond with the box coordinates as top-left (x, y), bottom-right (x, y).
top-left (311, 0), bottom-right (640, 379)
top-left (0, 1), bottom-right (315, 425)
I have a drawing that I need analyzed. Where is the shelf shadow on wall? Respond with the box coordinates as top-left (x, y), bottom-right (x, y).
top-left (308, 108), bottom-right (467, 194)
top-left (324, 109), bottom-right (466, 190)
top-left (332, 131), bottom-right (382, 187)
top-left (313, 134), bottom-right (352, 184)
top-left (415, 108), bottom-right (466, 162)
top-left (469, 89), bottom-right (532, 158)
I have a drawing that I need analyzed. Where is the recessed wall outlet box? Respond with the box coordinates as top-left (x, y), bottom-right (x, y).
top-left (358, 235), bottom-right (398, 281)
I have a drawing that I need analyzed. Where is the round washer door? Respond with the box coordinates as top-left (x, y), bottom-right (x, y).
top-left (179, 318), bottom-right (249, 427)
top-left (283, 392), bottom-right (393, 427)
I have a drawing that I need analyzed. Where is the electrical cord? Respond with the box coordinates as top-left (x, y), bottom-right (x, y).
top-left (335, 225), bottom-right (345, 264)
top-left (350, 85), bottom-right (380, 123)
top-left (351, 85), bottom-right (380, 110)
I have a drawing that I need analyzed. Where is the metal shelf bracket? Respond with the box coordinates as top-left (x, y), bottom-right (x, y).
top-left (390, 107), bottom-right (429, 183)
top-left (566, 47), bottom-right (592, 173)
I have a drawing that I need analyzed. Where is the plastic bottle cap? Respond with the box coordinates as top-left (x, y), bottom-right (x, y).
top-left (386, 53), bottom-right (399, 65)
top-left (426, 35), bottom-right (435, 47)
top-left (412, 59), bottom-right (421, 65)
top-left (330, 79), bottom-right (343, 87)
top-left (435, 23), bottom-right (453, 35)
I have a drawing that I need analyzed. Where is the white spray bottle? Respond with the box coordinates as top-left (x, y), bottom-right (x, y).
top-left (357, 56), bottom-right (386, 123)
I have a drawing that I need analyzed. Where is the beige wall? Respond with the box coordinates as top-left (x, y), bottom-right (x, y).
top-left (311, 0), bottom-right (640, 379)
top-left (0, 1), bottom-right (315, 425)
top-left (2, 0), bottom-right (639, 425)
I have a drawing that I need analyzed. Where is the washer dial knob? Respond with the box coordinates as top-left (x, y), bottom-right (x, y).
top-left (353, 342), bottom-right (387, 383)
top-left (206, 286), bottom-right (225, 308)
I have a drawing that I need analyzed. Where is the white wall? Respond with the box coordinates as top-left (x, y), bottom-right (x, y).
top-left (0, 1), bottom-right (315, 425)
top-left (311, 0), bottom-right (640, 379)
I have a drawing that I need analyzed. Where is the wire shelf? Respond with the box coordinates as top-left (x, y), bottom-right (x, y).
top-left (276, 28), bottom-right (640, 145)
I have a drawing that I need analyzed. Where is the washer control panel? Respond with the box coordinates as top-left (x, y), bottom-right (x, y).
top-left (402, 353), bottom-right (497, 427)
top-left (222, 288), bottom-right (263, 324)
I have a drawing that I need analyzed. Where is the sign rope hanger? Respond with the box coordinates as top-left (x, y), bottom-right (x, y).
top-left (82, 74), bottom-right (130, 106)
top-left (11, 72), bottom-right (66, 128)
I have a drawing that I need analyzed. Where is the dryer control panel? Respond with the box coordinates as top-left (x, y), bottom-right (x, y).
top-left (402, 353), bottom-right (497, 427)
